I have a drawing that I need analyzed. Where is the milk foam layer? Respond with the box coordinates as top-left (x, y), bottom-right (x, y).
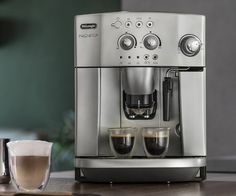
top-left (7, 140), bottom-right (53, 156)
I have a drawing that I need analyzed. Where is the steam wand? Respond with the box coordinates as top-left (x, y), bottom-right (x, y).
top-left (166, 67), bottom-right (190, 77)
top-left (163, 67), bottom-right (190, 121)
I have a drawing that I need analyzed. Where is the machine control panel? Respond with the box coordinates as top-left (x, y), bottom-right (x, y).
top-left (111, 20), bottom-right (122, 29)
top-left (111, 18), bottom-right (155, 29)
top-left (109, 16), bottom-right (203, 66)
top-left (119, 34), bottom-right (136, 50)
top-left (143, 33), bottom-right (161, 50)
top-left (75, 12), bottom-right (205, 67)
top-left (179, 35), bottom-right (202, 57)
top-left (114, 18), bottom-right (161, 65)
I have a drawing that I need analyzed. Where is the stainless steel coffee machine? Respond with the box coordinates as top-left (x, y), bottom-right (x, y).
top-left (75, 12), bottom-right (206, 182)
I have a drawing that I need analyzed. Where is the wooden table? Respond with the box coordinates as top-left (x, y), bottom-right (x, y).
top-left (1, 172), bottom-right (236, 196)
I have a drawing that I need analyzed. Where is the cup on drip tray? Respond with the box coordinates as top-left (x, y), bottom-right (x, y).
top-left (142, 127), bottom-right (170, 158)
top-left (108, 127), bottom-right (137, 158)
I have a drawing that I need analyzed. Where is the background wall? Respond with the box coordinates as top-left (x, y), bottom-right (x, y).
top-left (122, 0), bottom-right (236, 172)
top-left (0, 0), bottom-right (120, 170)
top-left (0, 0), bottom-right (120, 130)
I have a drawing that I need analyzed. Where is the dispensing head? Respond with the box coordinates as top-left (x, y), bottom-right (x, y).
top-left (122, 67), bottom-right (157, 120)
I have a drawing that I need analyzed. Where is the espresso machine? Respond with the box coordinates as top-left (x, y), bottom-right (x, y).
top-left (75, 12), bottom-right (206, 182)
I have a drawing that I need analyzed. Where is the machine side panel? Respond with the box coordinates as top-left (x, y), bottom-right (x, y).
top-left (75, 68), bottom-right (100, 156)
top-left (99, 68), bottom-right (121, 156)
top-left (179, 69), bottom-right (206, 156)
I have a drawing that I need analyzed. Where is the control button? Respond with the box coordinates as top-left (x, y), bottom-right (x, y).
top-left (125, 21), bottom-right (132, 28)
top-left (144, 54), bottom-right (150, 60)
top-left (120, 35), bottom-right (135, 50)
top-left (111, 21), bottom-right (122, 29)
top-left (143, 34), bottom-right (160, 50)
top-left (136, 21), bottom-right (143, 28)
top-left (152, 54), bottom-right (158, 60)
top-left (147, 21), bottom-right (153, 28)
top-left (179, 35), bottom-right (202, 56)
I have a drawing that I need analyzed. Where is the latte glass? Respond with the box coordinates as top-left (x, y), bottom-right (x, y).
top-left (142, 127), bottom-right (170, 158)
top-left (7, 140), bottom-right (53, 192)
top-left (108, 127), bottom-right (137, 158)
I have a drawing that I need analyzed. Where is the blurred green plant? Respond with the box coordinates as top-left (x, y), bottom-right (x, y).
top-left (50, 110), bottom-right (74, 171)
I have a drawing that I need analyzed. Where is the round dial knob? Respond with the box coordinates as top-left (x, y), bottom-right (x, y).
top-left (120, 35), bottom-right (135, 50)
top-left (179, 35), bottom-right (202, 56)
top-left (143, 34), bottom-right (160, 50)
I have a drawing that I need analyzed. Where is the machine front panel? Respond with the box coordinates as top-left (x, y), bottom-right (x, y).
top-left (75, 11), bottom-right (207, 182)
top-left (75, 68), bottom-right (100, 156)
top-left (99, 68), bottom-right (121, 156)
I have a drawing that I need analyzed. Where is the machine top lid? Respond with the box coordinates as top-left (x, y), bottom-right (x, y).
top-left (75, 11), bottom-right (205, 18)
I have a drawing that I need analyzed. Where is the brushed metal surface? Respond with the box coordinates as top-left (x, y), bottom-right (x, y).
top-left (120, 68), bottom-right (160, 156)
top-left (99, 68), bottom-right (121, 156)
top-left (122, 67), bottom-right (155, 95)
top-left (75, 12), bottom-right (205, 67)
top-left (179, 34), bottom-right (202, 56)
top-left (179, 69), bottom-right (206, 156)
top-left (75, 14), bottom-right (101, 67)
top-left (120, 68), bottom-right (182, 157)
top-left (160, 68), bottom-right (182, 156)
top-left (75, 11), bottom-right (206, 181)
top-left (75, 68), bottom-right (100, 156)
top-left (75, 157), bottom-right (206, 168)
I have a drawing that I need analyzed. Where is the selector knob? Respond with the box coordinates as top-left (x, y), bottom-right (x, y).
top-left (179, 35), bottom-right (202, 56)
top-left (143, 34), bottom-right (160, 50)
top-left (120, 35), bottom-right (136, 50)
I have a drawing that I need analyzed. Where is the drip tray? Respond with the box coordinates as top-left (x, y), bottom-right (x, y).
top-left (75, 157), bottom-right (206, 182)
top-left (75, 157), bottom-right (206, 168)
